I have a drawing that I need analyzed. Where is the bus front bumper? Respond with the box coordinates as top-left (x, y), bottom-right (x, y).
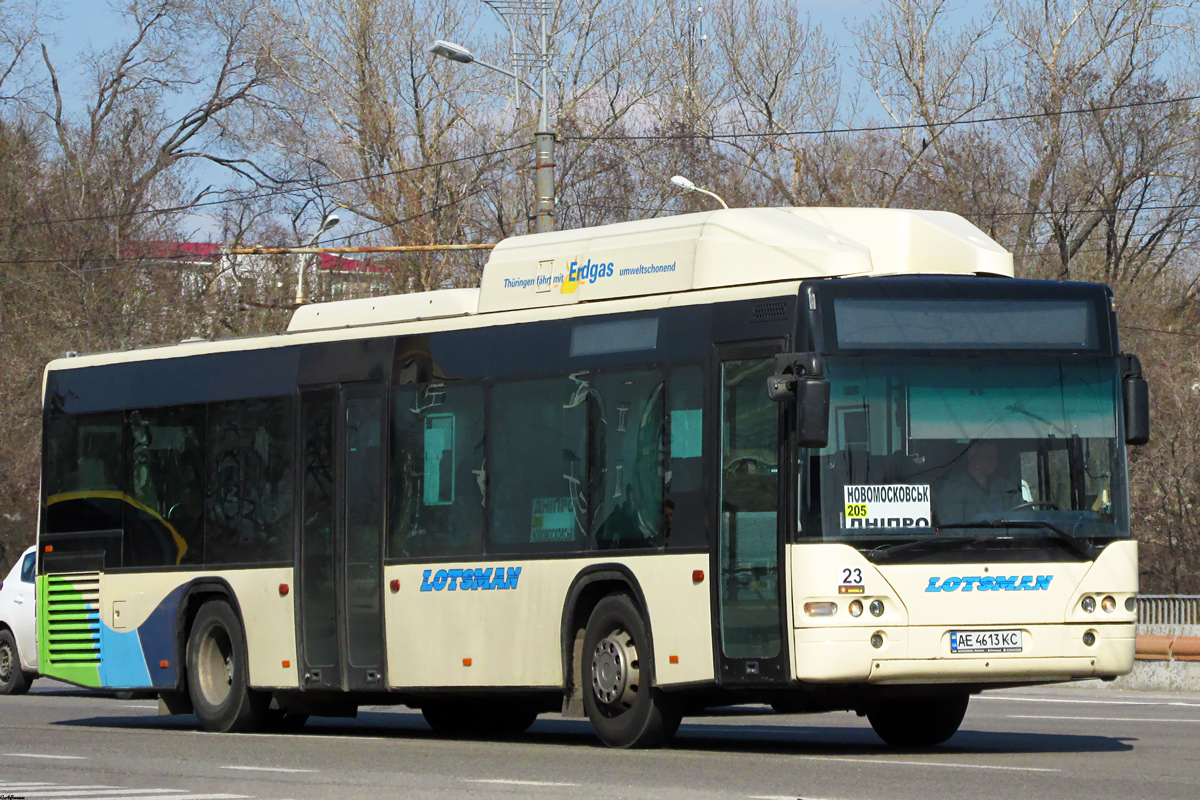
top-left (792, 623), bottom-right (1135, 684)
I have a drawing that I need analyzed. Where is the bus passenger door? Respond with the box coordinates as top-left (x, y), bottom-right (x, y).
top-left (714, 350), bottom-right (790, 684)
top-left (297, 383), bottom-right (387, 693)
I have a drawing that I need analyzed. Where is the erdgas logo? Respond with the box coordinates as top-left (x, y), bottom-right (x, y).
top-left (561, 258), bottom-right (615, 294)
top-left (925, 575), bottom-right (1053, 593)
top-left (420, 566), bottom-right (522, 592)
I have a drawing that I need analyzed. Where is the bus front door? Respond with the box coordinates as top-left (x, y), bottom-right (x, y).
top-left (715, 352), bottom-right (790, 685)
top-left (297, 384), bottom-right (387, 693)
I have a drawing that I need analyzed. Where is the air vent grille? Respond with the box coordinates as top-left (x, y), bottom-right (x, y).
top-left (45, 573), bottom-right (101, 663)
top-left (752, 300), bottom-right (788, 322)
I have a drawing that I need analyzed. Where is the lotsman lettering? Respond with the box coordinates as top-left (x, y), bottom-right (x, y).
top-left (420, 569), bottom-right (435, 592)
top-left (1032, 575), bottom-right (1053, 591)
top-left (479, 567), bottom-right (495, 589)
top-left (432, 569), bottom-right (448, 591)
top-left (960, 577), bottom-right (983, 592)
top-left (446, 568), bottom-right (463, 590)
top-left (925, 577), bottom-right (943, 593)
top-left (505, 566), bottom-right (522, 590)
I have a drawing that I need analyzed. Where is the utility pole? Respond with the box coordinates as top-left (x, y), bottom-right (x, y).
top-left (431, 1), bottom-right (556, 233)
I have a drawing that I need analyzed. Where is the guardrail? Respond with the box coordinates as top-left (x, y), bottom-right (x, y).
top-left (1136, 595), bottom-right (1200, 662)
top-left (1138, 595), bottom-right (1200, 626)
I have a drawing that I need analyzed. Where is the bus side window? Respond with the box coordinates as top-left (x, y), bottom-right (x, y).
top-left (589, 370), bottom-right (663, 551)
top-left (488, 377), bottom-right (588, 554)
top-left (389, 383), bottom-right (485, 558)
top-left (123, 405), bottom-right (206, 567)
top-left (43, 411), bottom-right (124, 542)
top-left (204, 397), bottom-right (294, 565)
top-left (666, 365), bottom-right (706, 549)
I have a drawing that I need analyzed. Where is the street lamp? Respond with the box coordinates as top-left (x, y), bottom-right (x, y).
top-left (429, 3), bottom-right (555, 233)
top-left (295, 212), bottom-right (340, 306)
top-left (670, 175), bottom-right (729, 209)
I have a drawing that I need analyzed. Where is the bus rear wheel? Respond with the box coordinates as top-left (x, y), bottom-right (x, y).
top-left (187, 600), bottom-right (268, 733)
top-left (867, 694), bottom-right (969, 747)
top-left (582, 594), bottom-right (680, 748)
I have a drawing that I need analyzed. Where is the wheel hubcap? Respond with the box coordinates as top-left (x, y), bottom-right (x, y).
top-left (0, 643), bottom-right (12, 681)
top-left (197, 626), bottom-right (234, 707)
top-left (591, 629), bottom-right (640, 708)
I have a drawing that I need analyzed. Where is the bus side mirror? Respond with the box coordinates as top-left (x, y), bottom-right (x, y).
top-left (769, 352), bottom-right (831, 449)
top-left (1121, 353), bottom-right (1149, 446)
top-left (795, 378), bottom-right (831, 449)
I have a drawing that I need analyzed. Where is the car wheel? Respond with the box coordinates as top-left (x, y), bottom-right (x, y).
top-left (582, 594), bottom-right (680, 748)
top-left (0, 629), bottom-right (31, 696)
top-left (186, 600), bottom-right (268, 732)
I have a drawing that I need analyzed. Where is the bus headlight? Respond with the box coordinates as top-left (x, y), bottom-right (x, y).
top-left (848, 600), bottom-right (863, 617)
top-left (1125, 596), bottom-right (1137, 612)
top-left (1101, 596), bottom-right (1117, 613)
top-left (869, 599), bottom-right (884, 617)
top-left (1083, 630), bottom-right (1097, 646)
top-left (1081, 596), bottom-right (1096, 613)
top-left (804, 602), bottom-right (837, 617)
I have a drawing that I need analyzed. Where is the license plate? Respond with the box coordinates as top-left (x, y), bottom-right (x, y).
top-left (950, 629), bottom-right (1023, 654)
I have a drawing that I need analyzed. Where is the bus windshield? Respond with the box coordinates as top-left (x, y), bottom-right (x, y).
top-left (806, 356), bottom-right (1129, 553)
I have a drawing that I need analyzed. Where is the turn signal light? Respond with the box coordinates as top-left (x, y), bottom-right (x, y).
top-left (804, 601), bottom-right (837, 617)
top-left (1101, 596), bottom-right (1117, 613)
top-left (692, 570), bottom-right (705, 584)
top-left (279, 583), bottom-right (289, 596)
top-left (848, 600), bottom-right (864, 617)
top-left (390, 579), bottom-right (401, 593)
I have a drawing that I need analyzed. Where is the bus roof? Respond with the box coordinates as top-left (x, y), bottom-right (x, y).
top-left (288, 207), bottom-right (1012, 331)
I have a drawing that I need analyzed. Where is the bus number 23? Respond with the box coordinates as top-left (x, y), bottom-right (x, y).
top-left (841, 568), bottom-right (863, 584)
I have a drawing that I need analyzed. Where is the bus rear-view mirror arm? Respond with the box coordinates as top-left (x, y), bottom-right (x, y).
top-left (768, 352), bottom-right (831, 449)
top-left (1121, 353), bottom-right (1150, 446)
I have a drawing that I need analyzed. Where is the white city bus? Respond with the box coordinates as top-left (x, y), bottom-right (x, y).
top-left (36, 207), bottom-right (1148, 747)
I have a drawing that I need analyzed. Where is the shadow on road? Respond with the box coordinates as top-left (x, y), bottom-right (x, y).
top-left (53, 707), bottom-right (1134, 756)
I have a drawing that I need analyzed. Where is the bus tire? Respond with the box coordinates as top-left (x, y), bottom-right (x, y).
top-left (582, 594), bottom-right (680, 748)
top-left (0, 629), bottom-right (31, 696)
top-left (187, 600), bottom-right (268, 733)
top-left (867, 694), bottom-right (969, 747)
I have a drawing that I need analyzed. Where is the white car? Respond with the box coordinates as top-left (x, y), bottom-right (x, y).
top-left (0, 545), bottom-right (38, 694)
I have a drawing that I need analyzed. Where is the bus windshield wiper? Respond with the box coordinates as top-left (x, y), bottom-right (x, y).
top-left (868, 534), bottom-right (988, 562)
top-left (937, 520), bottom-right (1100, 560)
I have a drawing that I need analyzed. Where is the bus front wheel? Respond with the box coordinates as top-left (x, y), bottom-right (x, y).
top-left (582, 594), bottom-right (680, 748)
top-left (867, 694), bottom-right (969, 747)
top-left (187, 600), bottom-right (268, 733)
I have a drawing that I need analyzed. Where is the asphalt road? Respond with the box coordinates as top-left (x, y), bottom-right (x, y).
top-left (1, 680), bottom-right (1197, 800)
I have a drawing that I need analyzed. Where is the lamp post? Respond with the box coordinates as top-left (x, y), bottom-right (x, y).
top-left (429, 1), bottom-right (555, 233)
top-left (295, 213), bottom-right (340, 306)
top-left (670, 175), bottom-right (729, 209)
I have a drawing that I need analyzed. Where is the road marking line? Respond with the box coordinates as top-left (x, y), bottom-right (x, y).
top-left (979, 695), bottom-right (1200, 708)
top-left (796, 755), bottom-right (1059, 773)
top-left (222, 766), bottom-right (318, 774)
top-left (69, 796), bottom-right (252, 800)
top-left (1011, 714), bottom-right (1200, 723)
top-left (1, 753), bottom-right (89, 760)
top-left (14, 790), bottom-right (180, 798)
top-left (464, 779), bottom-right (580, 787)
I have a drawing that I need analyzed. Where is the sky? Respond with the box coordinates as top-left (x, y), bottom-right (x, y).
top-left (40, 1), bottom-right (878, 241)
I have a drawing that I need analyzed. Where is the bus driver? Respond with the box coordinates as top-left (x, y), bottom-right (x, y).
top-left (937, 440), bottom-right (1020, 523)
